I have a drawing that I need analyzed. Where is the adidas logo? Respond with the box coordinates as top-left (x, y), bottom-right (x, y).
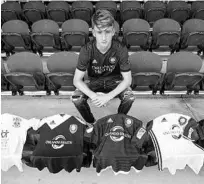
top-left (161, 118), bottom-right (167, 122)
top-left (92, 59), bottom-right (97, 64)
top-left (50, 120), bottom-right (56, 125)
top-left (107, 118), bottom-right (113, 123)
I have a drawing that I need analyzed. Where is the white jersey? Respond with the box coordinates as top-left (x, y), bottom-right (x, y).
top-left (1, 113), bottom-right (34, 172)
top-left (147, 113), bottom-right (204, 175)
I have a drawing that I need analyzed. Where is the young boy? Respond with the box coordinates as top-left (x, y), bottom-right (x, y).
top-left (71, 9), bottom-right (135, 124)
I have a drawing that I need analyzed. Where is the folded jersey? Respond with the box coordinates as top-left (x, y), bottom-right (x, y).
top-left (24, 114), bottom-right (92, 173)
top-left (146, 113), bottom-right (204, 175)
top-left (88, 113), bottom-right (155, 174)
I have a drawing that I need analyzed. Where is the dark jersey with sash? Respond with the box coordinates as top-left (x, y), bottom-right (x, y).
top-left (77, 39), bottom-right (130, 81)
top-left (25, 114), bottom-right (92, 173)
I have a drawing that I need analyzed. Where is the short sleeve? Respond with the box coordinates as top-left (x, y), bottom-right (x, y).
top-left (76, 46), bottom-right (90, 71)
top-left (119, 45), bottom-right (130, 72)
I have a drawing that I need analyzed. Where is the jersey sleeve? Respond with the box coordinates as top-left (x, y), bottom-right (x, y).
top-left (119, 45), bottom-right (130, 72)
top-left (29, 118), bottom-right (44, 131)
top-left (76, 45), bottom-right (90, 72)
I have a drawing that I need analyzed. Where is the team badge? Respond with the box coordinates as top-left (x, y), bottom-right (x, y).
top-left (109, 57), bottom-right (116, 64)
top-left (136, 128), bottom-right (146, 139)
top-left (12, 117), bottom-right (21, 128)
top-left (125, 118), bottom-right (133, 127)
top-left (69, 124), bottom-right (78, 134)
top-left (178, 116), bottom-right (187, 126)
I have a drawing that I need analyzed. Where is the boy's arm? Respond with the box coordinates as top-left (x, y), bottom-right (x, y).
top-left (73, 69), bottom-right (97, 99)
top-left (107, 71), bottom-right (132, 99)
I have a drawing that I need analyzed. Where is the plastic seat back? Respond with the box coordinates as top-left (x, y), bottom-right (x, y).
top-left (61, 19), bottom-right (89, 50)
top-left (23, 1), bottom-right (46, 26)
top-left (120, 1), bottom-right (142, 24)
top-left (95, 1), bottom-right (117, 19)
top-left (165, 52), bottom-right (203, 94)
top-left (167, 1), bottom-right (190, 25)
top-left (1, 1), bottom-right (22, 22)
top-left (4, 52), bottom-right (45, 94)
top-left (122, 19), bottom-right (150, 50)
top-left (152, 19), bottom-right (181, 52)
top-left (129, 51), bottom-right (163, 94)
top-left (71, 1), bottom-right (93, 26)
top-left (144, 1), bottom-right (166, 26)
top-left (181, 19), bottom-right (204, 52)
top-left (47, 1), bottom-right (70, 25)
top-left (2, 20), bottom-right (31, 54)
top-left (46, 52), bottom-right (79, 93)
top-left (31, 19), bottom-right (61, 55)
top-left (191, 1), bottom-right (204, 20)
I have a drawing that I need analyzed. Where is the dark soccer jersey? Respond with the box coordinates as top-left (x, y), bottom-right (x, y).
top-left (77, 40), bottom-right (130, 80)
top-left (89, 114), bottom-right (150, 174)
top-left (26, 114), bottom-right (92, 173)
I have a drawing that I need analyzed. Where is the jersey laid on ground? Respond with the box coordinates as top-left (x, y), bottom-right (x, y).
top-left (89, 114), bottom-right (150, 174)
top-left (196, 119), bottom-right (204, 148)
top-left (27, 114), bottom-right (92, 173)
top-left (1, 113), bottom-right (34, 172)
top-left (77, 39), bottom-right (130, 80)
top-left (146, 113), bottom-right (204, 175)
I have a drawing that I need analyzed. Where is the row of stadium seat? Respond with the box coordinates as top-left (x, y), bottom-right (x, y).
top-left (2, 1), bottom-right (204, 27)
top-left (2, 18), bottom-right (204, 56)
top-left (1, 51), bottom-right (204, 96)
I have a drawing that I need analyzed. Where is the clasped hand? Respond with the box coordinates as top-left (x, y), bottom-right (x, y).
top-left (91, 93), bottom-right (112, 108)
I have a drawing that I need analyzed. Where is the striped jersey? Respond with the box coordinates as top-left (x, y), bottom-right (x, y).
top-left (146, 113), bottom-right (204, 175)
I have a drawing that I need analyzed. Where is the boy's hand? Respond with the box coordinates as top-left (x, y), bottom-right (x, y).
top-left (91, 93), bottom-right (112, 107)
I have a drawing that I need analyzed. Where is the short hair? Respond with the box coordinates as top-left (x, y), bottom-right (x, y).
top-left (91, 9), bottom-right (115, 29)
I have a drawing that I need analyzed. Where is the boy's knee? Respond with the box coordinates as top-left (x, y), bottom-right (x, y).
top-left (71, 95), bottom-right (83, 105)
top-left (121, 88), bottom-right (135, 101)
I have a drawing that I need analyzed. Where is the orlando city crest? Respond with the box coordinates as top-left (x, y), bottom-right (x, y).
top-left (12, 117), bottom-right (22, 128)
top-left (125, 118), bottom-right (133, 127)
top-left (69, 124), bottom-right (78, 134)
top-left (178, 116), bottom-right (187, 126)
top-left (109, 57), bottom-right (116, 64)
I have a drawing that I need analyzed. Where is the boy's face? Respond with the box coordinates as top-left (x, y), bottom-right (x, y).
top-left (92, 25), bottom-right (115, 49)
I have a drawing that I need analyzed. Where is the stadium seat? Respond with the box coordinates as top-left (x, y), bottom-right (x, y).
top-left (61, 19), bottom-right (89, 51)
top-left (95, 1), bottom-right (117, 19)
top-left (23, 1), bottom-right (46, 26)
top-left (162, 52), bottom-right (204, 94)
top-left (144, 1), bottom-right (166, 26)
top-left (31, 19), bottom-right (62, 56)
top-left (122, 19), bottom-right (150, 50)
top-left (47, 1), bottom-right (71, 26)
top-left (129, 51), bottom-right (164, 95)
top-left (2, 20), bottom-right (32, 56)
top-left (113, 20), bottom-right (120, 39)
top-left (1, 1), bottom-right (22, 23)
top-left (120, 1), bottom-right (142, 24)
top-left (1, 60), bottom-right (9, 91)
top-left (167, 1), bottom-right (190, 25)
top-left (191, 1), bottom-right (204, 20)
top-left (4, 52), bottom-right (45, 96)
top-left (45, 52), bottom-right (79, 95)
top-left (71, 1), bottom-right (93, 26)
top-left (180, 19), bottom-right (204, 55)
top-left (151, 18), bottom-right (181, 53)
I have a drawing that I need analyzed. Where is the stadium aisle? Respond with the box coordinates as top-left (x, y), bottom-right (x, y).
top-left (1, 95), bottom-right (204, 184)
